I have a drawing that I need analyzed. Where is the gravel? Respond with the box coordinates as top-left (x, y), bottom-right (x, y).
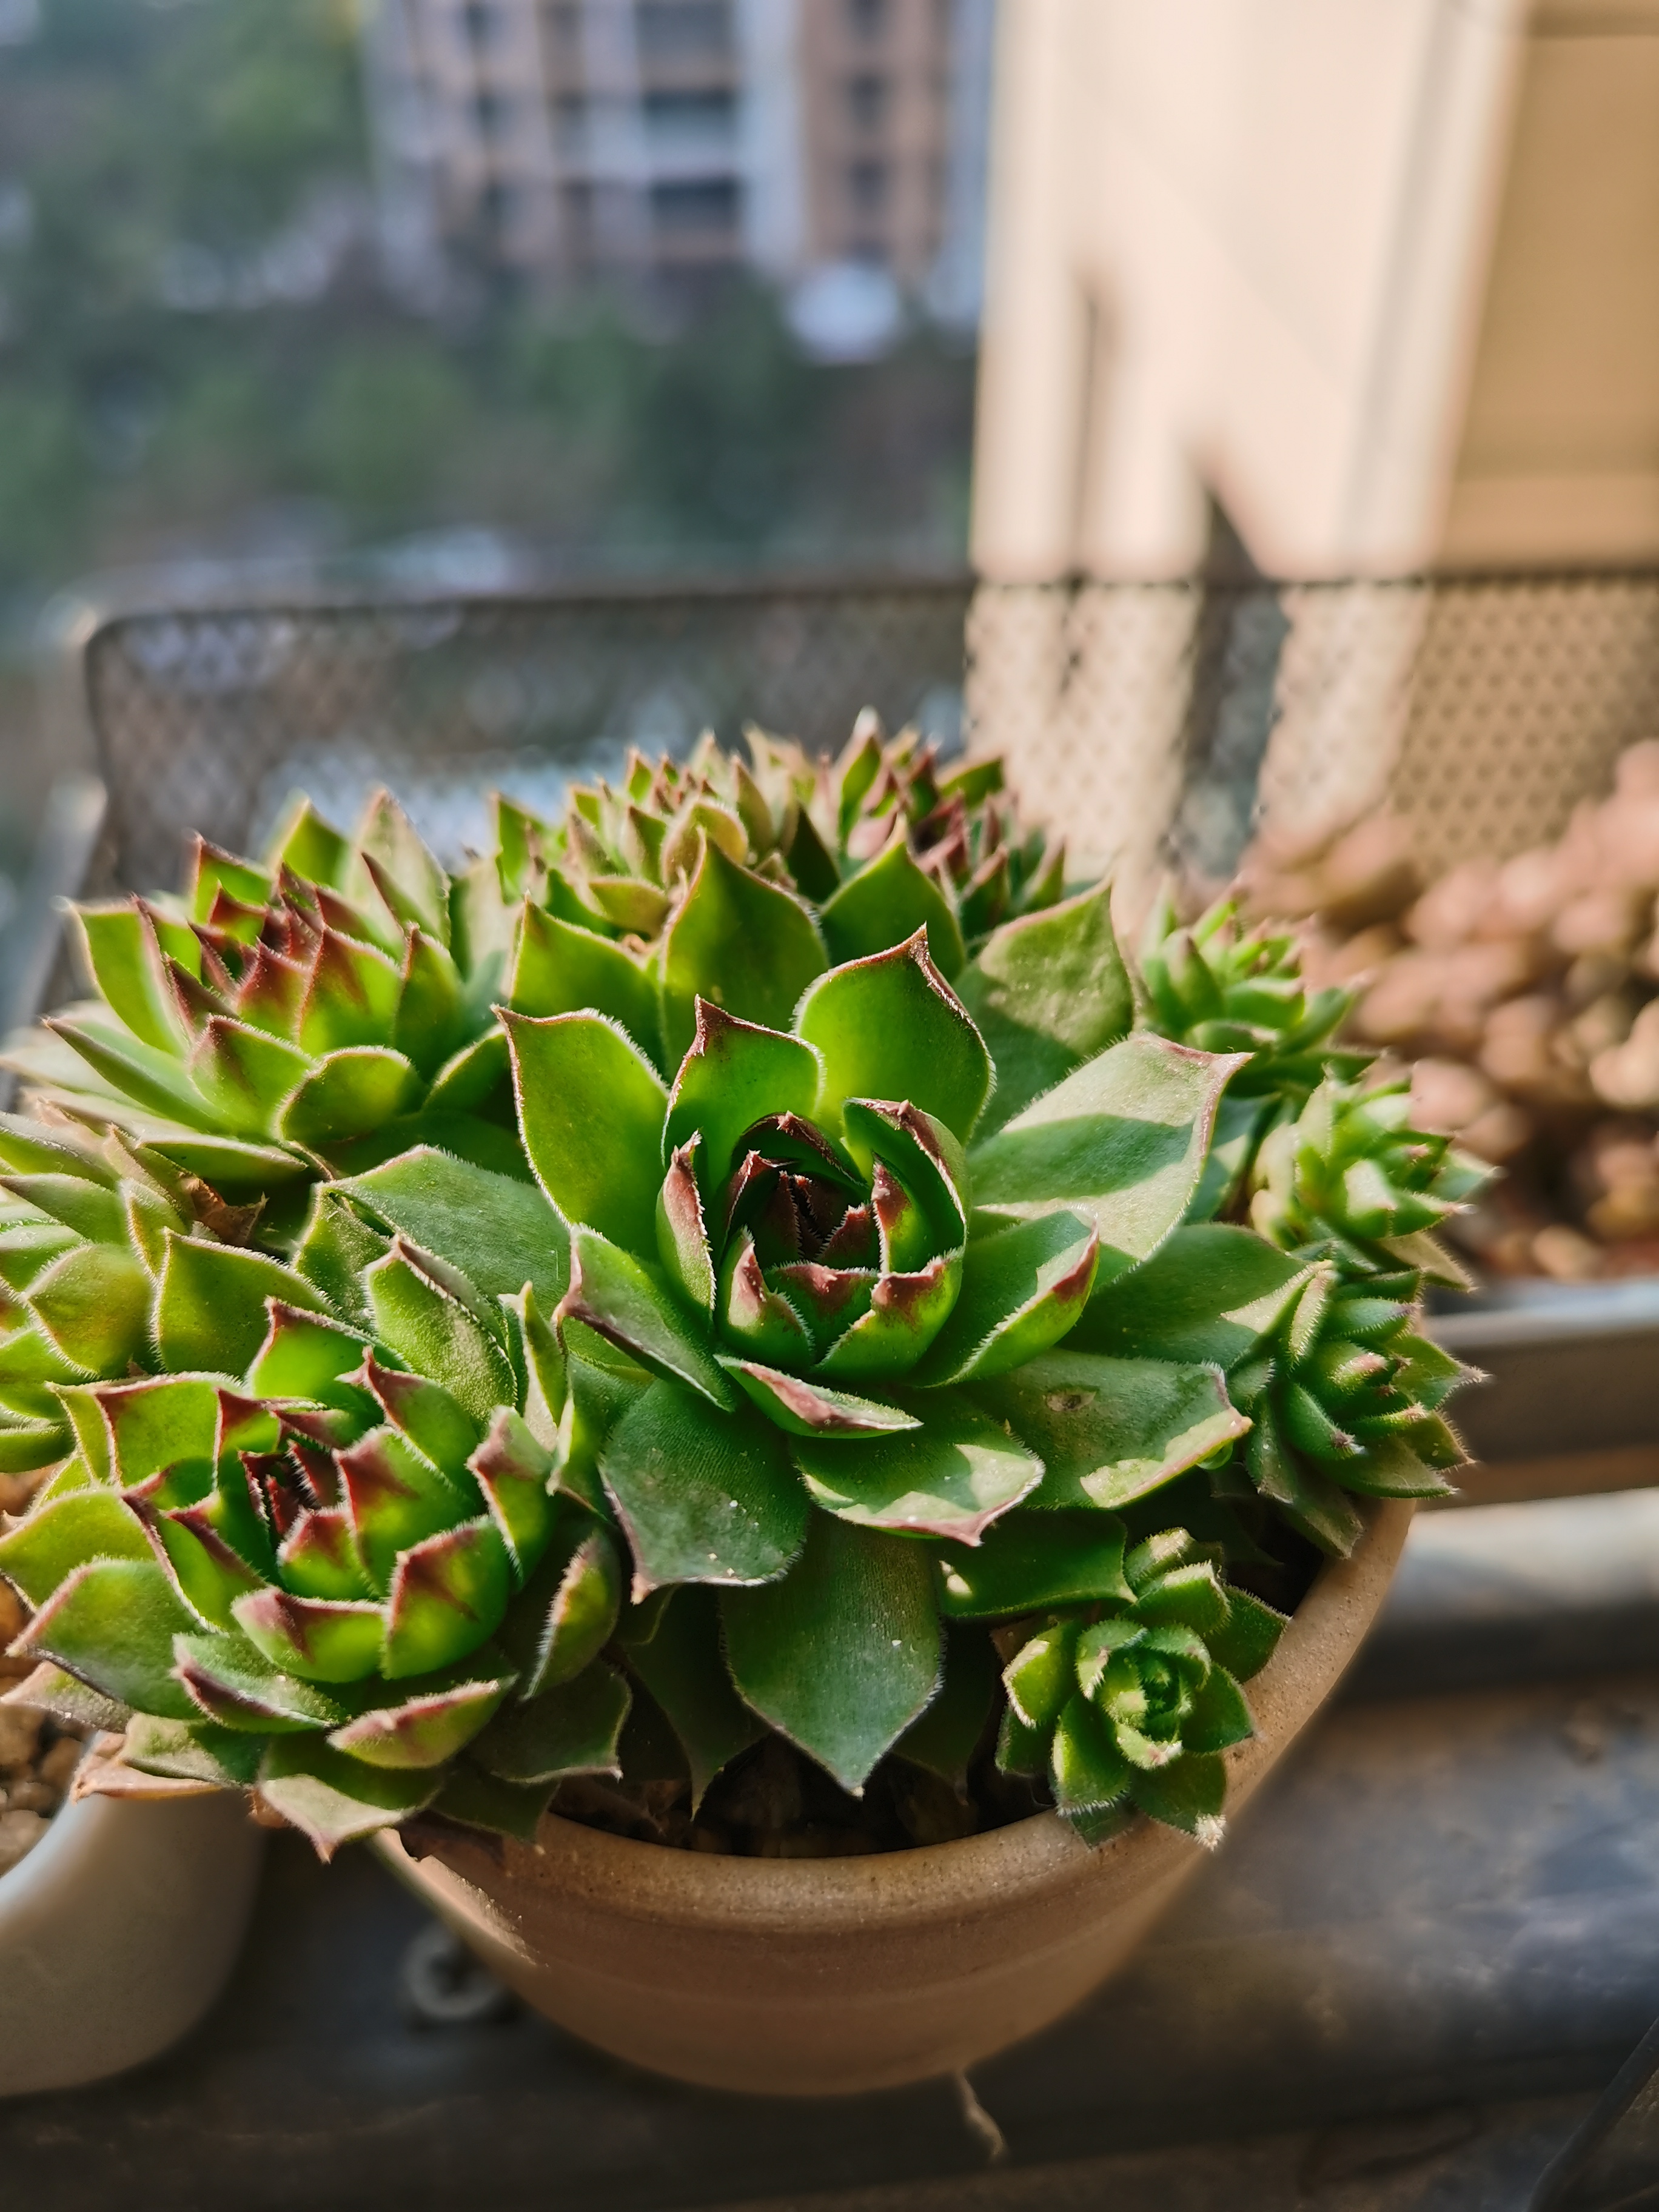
top-left (0, 1567), bottom-right (87, 1880)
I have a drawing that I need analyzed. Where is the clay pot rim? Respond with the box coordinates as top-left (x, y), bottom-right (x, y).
top-left (394, 1498), bottom-right (1412, 1938)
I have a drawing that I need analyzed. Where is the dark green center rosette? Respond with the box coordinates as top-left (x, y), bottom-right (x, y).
top-left (494, 925), bottom-right (1256, 1820)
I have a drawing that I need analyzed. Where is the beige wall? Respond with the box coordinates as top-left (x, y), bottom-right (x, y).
top-left (1446, 1), bottom-right (1659, 565)
top-left (973, 0), bottom-right (1659, 581)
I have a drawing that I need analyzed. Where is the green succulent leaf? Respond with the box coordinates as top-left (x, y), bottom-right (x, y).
top-left (0, 1489), bottom-right (150, 1607)
top-left (1132, 1560), bottom-right (1230, 1637)
top-left (659, 834), bottom-right (828, 1067)
top-left (279, 1047), bottom-right (421, 1149)
top-left (615, 1583), bottom-right (766, 1809)
top-left (13, 1557), bottom-right (200, 1720)
top-left (504, 1010), bottom-right (668, 1258)
top-left (0, 1320), bottom-right (85, 1419)
top-left (721, 1512), bottom-right (940, 1792)
top-left (719, 1358), bottom-right (920, 1438)
top-left (819, 829), bottom-right (967, 978)
top-left (508, 900), bottom-right (662, 1066)
top-left (797, 931), bottom-right (992, 1139)
top-left (813, 1252), bottom-right (963, 1380)
top-left (256, 1735), bottom-right (440, 1858)
top-left (970, 1351), bottom-right (1248, 1512)
top-left (0, 1661), bottom-right (129, 1733)
top-left (893, 1621), bottom-right (1000, 1789)
top-left (174, 1626), bottom-right (363, 1728)
top-left (426, 1762), bottom-right (554, 1843)
top-left (393, 928), bottom-right (466, 1078)
top-left (337, 1423), bottom-right (468, 1590)
top-left (471, 1660), bottom-right (632, 1785)
top-left (338, 1145), bottom-right (569, 1313)
top-left (122, 1712), bottom-right (264, 1789)
top-left (363, 1240), bottom-right (517, 1427)
top-left (0, 1173), bottom-right (127, 1245)
top-left (1050, 1692), bottom-right (1133, 1813)
top-left (1181, 1668), bottom-right (1256, 1755)
top-left (381, 1517), bottom-right (513, 1678)
top-left (0, 1113), bottom-right (119, 1187)
top-left (792, 1388), bottom-right (1042, 1541)
top-left (1129, 1750), bottom-right (1228, 1839)
top-left (232, 1586), bottom-right (387, 1684)
top-left (1205, 1587), bottom-right (1289, 1681)
top-left (357, 789), bottom-right (451, 947)
top-left (655, 1141), bottom-right (715, 1314)
top-left (40, 1014), bottom-right (216, 1131)
top-left (841, 1099), bottom-right (969, 1249)
top-left (502, 1510), bottom-right (624, 1697)
top-left (599, 1379), bottom-right (807, 1595)
top-left (557, 1226), bottom-right (736, 1409)
top-left (1070, 1223), bottom-right (1309, 1366)
top-left (936, 1509), bottom-right (1132, 1618)
top-left (663, 1002), bottom-right (822, 1196)
top-left (968, 1033), bottom-right (1247, 1280)
top-left (291, 1188), bottom-right (390, 1324)
top-left (247, 1302), bottom-right (373, 1404)
top-left (1003, 1619), bottom-right (1079, 1730)
top-left (956, 881), bottom-right (1133, 1134)
top-left (463, 1412), bottom-right (554, 1583)
top-left (155, 1235), bottom-right (331, 1376)
top-left (1247, 1410), bottom-right (1366, 1556)
top-left (28, 1241), bottom-right (152, 1375)
top-left (327, 1667), bottom-right (515, 1770)
top-left (72, 902), bottom-right (185, 1056)
top-left (0, 1417), bottom-right (73, 1473)
top-left (917, 1210), bottom-right (1099, 1384)
top-left (97, 1371), bottom-right (219, 1488)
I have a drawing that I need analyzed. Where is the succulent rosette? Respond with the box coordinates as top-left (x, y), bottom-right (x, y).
top-left (4, 789), bottom-right (521, 1233)
top-left (498, 717), bottom-right (1064, 973)
top-left (0, 1144), bottom-right (633, 1854)
top-left (994, 1527), bottom-right (1289, 1843)
top-left (0, 744), bottom-right (1486, 1861)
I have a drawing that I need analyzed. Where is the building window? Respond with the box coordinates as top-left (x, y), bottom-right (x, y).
top-left (644, 89), bottom-right (736, 136)
top-left (480, 178), bottom-right (517, 238)
top-left (545, 1), bottom-right (581, 48)
top-left (846, 0), bottom-right (888, 42)
top-left (651, 176), bottom-right (740, 234)
top-left (636, 1), bottom-right (732, 58)
top-left (475, 88), bottom-right (510, 140)
top-left (847, 159), bottom-right (889, 216)
top-left (845, 73), bottom-right (887, 133)
top-left (463, 1), bottom-right (498, 49)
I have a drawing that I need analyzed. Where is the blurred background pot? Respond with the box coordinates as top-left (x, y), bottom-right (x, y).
top-left (0, 1788), bottom-right (264, 2097)
top-left (379, 1501), bottom-right (1412, 2097)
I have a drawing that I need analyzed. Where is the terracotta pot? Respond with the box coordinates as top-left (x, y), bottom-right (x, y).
top-left (0, 1789), bottom-right (264, 2096)
top-left (378, 1500), bottom-right (1412, 2096)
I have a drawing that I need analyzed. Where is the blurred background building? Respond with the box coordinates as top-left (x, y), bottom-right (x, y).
top-left (360, 0), bottom-right (993, 352)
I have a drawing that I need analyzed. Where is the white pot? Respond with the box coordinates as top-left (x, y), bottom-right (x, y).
top-left (0, 1789), bottom-right (264, 2096)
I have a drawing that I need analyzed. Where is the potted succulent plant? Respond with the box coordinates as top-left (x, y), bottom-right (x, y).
top-left (0, 724), bottom-right (1480, 2093)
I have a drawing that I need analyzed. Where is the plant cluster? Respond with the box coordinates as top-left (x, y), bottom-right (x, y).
top-left (0, 725), bottom-right (1481, 1859)
top-left (1241, 742), bottom-right (1659, 1280)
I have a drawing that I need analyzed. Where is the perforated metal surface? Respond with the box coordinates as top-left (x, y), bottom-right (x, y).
top-left (75, 571), bottom-right (1659, 896)
top-left (78, 580), bottom-right (973, 890)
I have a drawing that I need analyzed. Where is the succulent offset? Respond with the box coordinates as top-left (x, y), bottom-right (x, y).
top-left (4, 789), bottom-right (523, 1227)
top-left (0, 732), bottom-right (1482, 1860)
